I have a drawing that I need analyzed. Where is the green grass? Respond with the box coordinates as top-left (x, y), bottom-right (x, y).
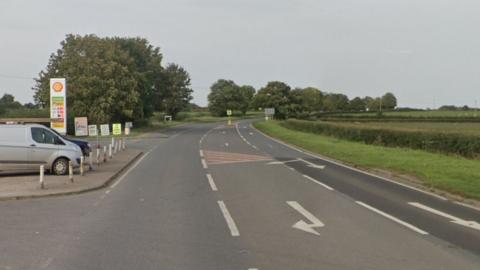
top-left (254, 121), bottom-right (480, 200)
top-left (327, 121), bottom-right (480, 137)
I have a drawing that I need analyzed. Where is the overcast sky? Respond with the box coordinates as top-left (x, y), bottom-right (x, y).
top-left (1, 0), bottom-right (479, 108)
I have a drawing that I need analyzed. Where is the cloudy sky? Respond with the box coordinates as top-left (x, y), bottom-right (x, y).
top-left (1, 0), bottom-right (479, 108)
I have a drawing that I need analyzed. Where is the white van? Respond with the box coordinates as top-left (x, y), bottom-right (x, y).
top-left (0, 124), bottom-right (83, 175)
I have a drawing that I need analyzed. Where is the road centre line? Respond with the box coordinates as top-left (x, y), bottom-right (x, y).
top-left (217, 201), bottom-right (240, 237)
top-left (201, 158), bottom-right (208, 169)
top-left (199, 150), bottom-right (204, 157)
top-left (302, 175), bottom-right (334, 191)
top-left (206, 174), bottom-right (218, 191)
top-left (356, 201), bottom-right (429, 235)
top-left (250, 123), bottom-right (448, 201)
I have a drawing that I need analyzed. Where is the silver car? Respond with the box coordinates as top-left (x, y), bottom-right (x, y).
top-left (0, 124), bottom-right (83, 175)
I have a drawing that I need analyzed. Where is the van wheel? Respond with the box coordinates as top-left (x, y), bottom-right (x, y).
top-left (52, 158), bottom-right (68, 175)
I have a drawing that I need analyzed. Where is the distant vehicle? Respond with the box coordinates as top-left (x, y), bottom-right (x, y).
top-left (0, 124), bottom-right (83, 175)
top-left (50, 129), bottom-right (91, 156)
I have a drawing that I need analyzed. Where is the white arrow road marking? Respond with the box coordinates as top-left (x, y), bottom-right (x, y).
top-left (218, 201), bottom-right (240, 237)
top-left (298, 158), bottom-right (326, 169)
top-left (409, 202), bottom-right (480, 231)
top-left (356, 201), bottom-right (429, 235)
top-left (267, 159), bottom-right (299, 165)
top-left (287, 201), bottom-right (324, 236)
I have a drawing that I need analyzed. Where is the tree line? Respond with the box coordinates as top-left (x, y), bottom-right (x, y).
top-left (208, 80), bottom-right (397, 118)
top-left (33, 34), bottom-right (193, 124)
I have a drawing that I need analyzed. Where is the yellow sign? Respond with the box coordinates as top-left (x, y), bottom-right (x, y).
top-left (112, 123), bottom-right (122, 135)
top-left (227, 110), bottom-right (232, 116)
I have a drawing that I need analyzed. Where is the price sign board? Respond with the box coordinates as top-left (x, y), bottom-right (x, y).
top-left (50, 78), bottom-right (67, 135)
top-left (100, 124), bottom-right (110, 136)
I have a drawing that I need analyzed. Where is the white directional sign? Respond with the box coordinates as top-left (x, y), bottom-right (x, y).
top-left (287, 201), bottom-right (324, 236)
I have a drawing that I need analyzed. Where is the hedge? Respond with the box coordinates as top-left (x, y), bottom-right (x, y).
top-left (280, 119), bottom-right (480, 159)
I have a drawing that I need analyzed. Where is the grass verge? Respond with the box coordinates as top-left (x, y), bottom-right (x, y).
top-left (254, 120), bottom-right (480, 200)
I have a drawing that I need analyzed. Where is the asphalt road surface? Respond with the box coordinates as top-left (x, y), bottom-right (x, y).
top-left (0, 120), bottom-right (479, 270)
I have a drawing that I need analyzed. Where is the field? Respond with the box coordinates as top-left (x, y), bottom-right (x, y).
top-left (329, 110), bottom-right (480, 118)
top-left (254, 121), bottom-right (480, 200)
top-left (331, 121), bottom-right (480, 137)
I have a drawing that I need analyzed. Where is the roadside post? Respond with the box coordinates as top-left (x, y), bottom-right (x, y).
top-left (109, 144), bottom-right (112, 158)
top-left (227, 109), bottom-right (232, 126)
top-left (80, 156), bottom-right (84, 176)
top-left (68, 161), bottom-right (73, 183)
top-left (122, 138), bottom-right (126, 151)
top-left (112, 123), bottom-right (122, 154)
top-left (113, 142), bottom-right (117, 155)
top-left (96, 146), bottom-right (100, 166)
top-left (88, 151), bottom-right (93, 171)
top-left (103, 146), bottom-right (107, 162)
top-left (39, 165), bottom-right (45, 189)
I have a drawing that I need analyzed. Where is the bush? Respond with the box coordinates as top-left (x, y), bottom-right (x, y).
top-left (280, 119), bottom-right (480, 158)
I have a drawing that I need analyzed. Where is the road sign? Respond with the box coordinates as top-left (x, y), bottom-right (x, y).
top-left (226, 110), bottom-right (232, 116)
top-left (112, 123), bottom-right (122, 135)
top-left (50, 78), bottom-right (67, 135)
top-left (88, 125), bottom-right (98, 136)
top-left (74, 117), bottom-right (88, 136)
top-left (100, 124), bottom-right (110, 136)
top-left (125, 122), bottom-right (133, 128)
top-left (265, 108), bottom-right (275, 115)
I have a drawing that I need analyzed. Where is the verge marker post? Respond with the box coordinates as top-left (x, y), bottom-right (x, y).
top-left (122, 138), bottom-right (126, 151)
top-left (68, 161), bottom-right (74, 183)
top-left (113, 141), bottom-right (117, 155)
top-left (88, 151), bottom-right (93, 171)
top-left (109, 144), bottom-right (112, 158)
top-left (96, 147), bottom-right (100, 166)
top-left (80, 156), bottom-right (84, 176)
top-left (39, 165), bottom-right (44, 189)
top-left (103, 146), bottom-right (107, 162)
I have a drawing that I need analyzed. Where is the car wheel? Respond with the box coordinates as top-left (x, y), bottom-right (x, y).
top-left (52, 158), bottom-right (68, 175)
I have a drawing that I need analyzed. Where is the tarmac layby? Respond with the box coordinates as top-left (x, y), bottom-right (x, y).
top-left (0, 121), bottom-right (479, 270)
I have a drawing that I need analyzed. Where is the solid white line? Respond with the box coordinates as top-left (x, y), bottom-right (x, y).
top-left (218, 201), bottom-right (240, 237)
top-left (302, 175), bottom-right (334, 191)
top-left (454, 201), bottom-right (480, 212)
top-left (248, 268), bottom-right (259, 270)
top-left (199, 150), bottom-right (204, 157)
top-left (251, 123), bottom-right (448, 201)
top-left (356, 201), bottom-right (429, 235)
top-left (409, 202), bottom-right (459, 220)
top-left (111, 151), bottom-right (151, 189)
top-left (201, 158), bottom-right (208, 169)
top-left (206, 174), bottom-right (218, 191)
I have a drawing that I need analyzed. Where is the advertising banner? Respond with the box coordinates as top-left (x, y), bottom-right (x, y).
top-left (112, 123), bottom-right (122, 135)
top-left (50, 78), bottom-right (67, 135)
top-left (74, 117), bottom-right (88, 136)
top-left (88, 125), bottom-right (98, 136)
top-left (100, 124), bottom-right (110, 136)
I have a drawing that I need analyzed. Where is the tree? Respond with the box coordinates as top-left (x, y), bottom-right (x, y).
top-left (0, 94), bottom-right (22, 109)
top-left (323, 93), bottom-right (349, 112)
top-left (161, 63), bottom-right (193, 119)
top-left (252, 81), bottom-right (291, 119)
top-left (366, 97), bottom-right (381, 111)
top-left (382, 92), bottom-right (397, 110)
top-left (207, 80), bottom-right (253, 116)
top-left (348, 97), bottom-right (366, 111)
top-left (300, 87), bottom-right (324, 112)
top-left (238, 85), bottom-right (255, 115)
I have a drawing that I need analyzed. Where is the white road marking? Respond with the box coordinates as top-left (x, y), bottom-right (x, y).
top-left (252, 145), bottom-right (258, 149)
top-left (302, 175), bottom-right (334, 191)
top-left (298, 158), bottom-right (326, 170)
top-left (251, 123), bottom-right (448, 201)
top-left (454, 201), bottom-right (480, 212)
top-left (409, 202), bottom-right (480, 231)
top-left (199, 150), bottom-right (204, 157)
top-left (249, 132), bottom-right (254, 136)
top-left (111, 150), bottom-right (152, 189)
top-left (267, 159), bottom-right (298, 165)
top-left (356, 201), bottom-right (429, 235)
top-left (287, 201), bottom-right (324, 236)
top-left (218, 201), bottom-right (240, 236)
top-left (206, 174), bottom-right (218, 191)
top-left (248, 268), bottom-right (259, 270)
top-left (225, 142), bottom-right (229, 147)
top-left (201, 158), bottom-right (208, 169)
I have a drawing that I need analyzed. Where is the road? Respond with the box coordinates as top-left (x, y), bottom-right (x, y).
top-left (0, 120), bottom-right (479, 269)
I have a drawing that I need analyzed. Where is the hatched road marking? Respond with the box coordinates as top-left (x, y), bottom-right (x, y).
top-left (203, 150), bottom-right (272, 165)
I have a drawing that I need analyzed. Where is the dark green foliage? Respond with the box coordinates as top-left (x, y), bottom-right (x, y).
top-left (208, 79), bottom-right (255, 116)
top-left (252, 81), bottom-right (291, 119)
top-left (280, 119), bottom-right (480, 158)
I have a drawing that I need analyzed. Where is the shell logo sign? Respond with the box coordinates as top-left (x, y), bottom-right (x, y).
top-left (52, 82), bottom-right (64, 92)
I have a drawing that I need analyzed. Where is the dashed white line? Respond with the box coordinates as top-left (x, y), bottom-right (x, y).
top-left (199, 150), bottom-right (204, 157)
top-left (356, 201), bottom-right (429, 235)
top-left (206, 174), bottom-right (218, 191)
top-left (218, 201), bottom-right (240, 237)
top-left (409, 202), bottom-right (480, 231)
top-left (302, 175), bottom-right (334, 191)
top-left (225, 142), bottom-right (229, 147)
top-left (201, 158), bottom-right (208, 169)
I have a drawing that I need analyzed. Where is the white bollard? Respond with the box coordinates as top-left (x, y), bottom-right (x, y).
top-left (80, 156), bottom-right (84, 176)
top-left (113, 141), bottom-right (117, 155)
top-left (89, 151), bottom-right (93, 171)
top-left (122, 138), bottom-right (126, 151)
top-left (111, 137), bottom-right (115, 148)
top-left (69, 161), bottom-right (74, 183)
top-left (109, 144), bottom-right (112, 158)
top-left (39, 165), bottom-right (45, 189)
top-left (103, 146), bottom-right (107, 162)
